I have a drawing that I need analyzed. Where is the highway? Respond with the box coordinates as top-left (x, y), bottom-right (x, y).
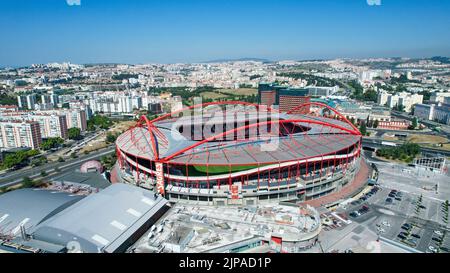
top-left (391, 111), bottom-right (450, 138)
top-left (0, 145), bottom-right (116, 188)
top-left (362, 138), bottom-right (450, 157)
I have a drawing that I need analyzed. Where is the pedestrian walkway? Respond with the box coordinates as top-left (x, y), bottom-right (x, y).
top-left (303, 160), bottom-right (370, 208)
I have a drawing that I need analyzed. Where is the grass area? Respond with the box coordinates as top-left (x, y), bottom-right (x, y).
top-left (79, 120), bottom-right (135, 155)
top-left (420, 143), bottom-right (450, 151)
top-left (407, 134), bottom-right (448, 144)
top-left (217, 88), bottom-right (258, 96)
top-left (200, 91), bottom-right (229, 100)
top-left (178, 164), bottom-right (264, 176)
top-left (382, 135), bottom-right (399, 141)
top-left (193, 165), bottom-right (260, 175)
top-left (109, 120), bottom-right (136, 134)
top-left (200, 88), bottom-right (258, 101)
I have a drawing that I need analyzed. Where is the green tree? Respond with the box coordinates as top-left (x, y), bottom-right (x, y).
top-left (40, 170), bottom-right (47, 177)
top-left (68, 127), bottom-right (82, 140)
top-left (40, 137), bottom-right (64, 151)
top-left (443, 200), bottom-right (449, 225)
top-left (106, 132), bottom-right (118, 143)
top-left (415, 194), bottom-right (423, 217)
top-left (373, 120), bottom-right (379, 129)
top-left (359, 122), bottom-right (367, 136)
top-left (412, 117), bottom-right (418, 129)
top-left (22, 177), bottom-right (34, 188)
top-left (87, 114), bottom-right (113, 131)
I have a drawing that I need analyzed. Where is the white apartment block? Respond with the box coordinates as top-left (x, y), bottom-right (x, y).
top-left (377, 91), bottom-right (389, 106)
top-left (28, 114), bottom-right (68, 139)
top-left (39, 109), bottom-right (87, 132)
top-left (430, 92), bottom-right (450, 103)
top-left (17, 94), bottom-right (37, 110)
top-left (0, 121), bottom-right (42, 149)
top-left (414, 104), bottom-right (435, 120)
top-left (380, 92), bottom-right (423, 113)
top-left (414, 102), bottom-right (450, 125)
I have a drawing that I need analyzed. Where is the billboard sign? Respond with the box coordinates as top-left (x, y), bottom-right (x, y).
top-left (155, 162), bottom-right (165, 195)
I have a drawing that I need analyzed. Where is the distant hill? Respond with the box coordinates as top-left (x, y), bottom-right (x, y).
top-left (430, 56), bottom-right (450, 64)
top-left (203, 58), bottom-right (271, 63)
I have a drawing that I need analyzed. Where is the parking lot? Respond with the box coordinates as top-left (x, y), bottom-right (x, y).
top-left (340, 183), bottom-right (450, 253)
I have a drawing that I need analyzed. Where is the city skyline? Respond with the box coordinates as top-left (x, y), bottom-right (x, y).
top-left (1, 0), bottom-right (450, 66)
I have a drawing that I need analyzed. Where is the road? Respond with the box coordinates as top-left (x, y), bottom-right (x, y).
top-left (391, 111), bottom-right (450, 138)
top-left (0, 145), bottom-right (116, 188)
top-left (362, 137), bottom-right (450, 157)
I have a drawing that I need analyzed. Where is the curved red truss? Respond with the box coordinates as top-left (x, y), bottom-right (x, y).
top-left (130, 101), bottom-right (361, 163)
top-left (161, 118), bottom-right (361, 162)
top-left (134, 115), bottom-right (168, 160)
top-left (150, 101), bottom-right (278, 124)
top-left (287, 101), bottom-right (360, 134)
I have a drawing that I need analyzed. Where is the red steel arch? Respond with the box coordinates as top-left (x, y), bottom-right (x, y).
top-left (129, 101), bottom-right (361, 163)
top-left (150, 101), bottom-right (278, 124)
top-left (160, 118), bottom-right (361, 162)
top-left (134, 115), bottom-right (168, 160)
top-left (287, 101), bottom-right (360, 134)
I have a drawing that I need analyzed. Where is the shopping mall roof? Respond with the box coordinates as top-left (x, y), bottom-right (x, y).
top-left (0, 189), bottom-right (84, 238)
top-left (29, 183), bottom-right (169, 253)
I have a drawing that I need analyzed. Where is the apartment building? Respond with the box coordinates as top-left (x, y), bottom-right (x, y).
top-left (0, 121), bottom-right (42, 149)
top-left (31, 114), bottom-right (68, 139)
top-left (378, 91), bottom-right (423, 113)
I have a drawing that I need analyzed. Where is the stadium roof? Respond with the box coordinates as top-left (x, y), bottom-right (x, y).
top-left (0, 189), bottom-right (83, 238)
top-left (117, 108), bottom-right (361, 166)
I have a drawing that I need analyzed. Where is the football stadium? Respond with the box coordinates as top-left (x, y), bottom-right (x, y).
top-left (114, 101), bottom-right (363, 206)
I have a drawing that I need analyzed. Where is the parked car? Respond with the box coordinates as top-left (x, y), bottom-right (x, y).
top-left (404, 239), bottom-right (417, 247)
top-left (386, 198), bottom-right (393, 203)
top-left (411, 233), bottom-right (421, 239)
top-left (402, 223), bottom-right (412, 229)
top-left (428, 246), bottom-right (438, 253)
top-left (434, 230), bottom-right (443, 236)
top-left (397, 234), bottom-right (407, 240)
top-left (401, 226), bottom-right (410, 231)
top-left (432, 237), bottom-right (443, 243)
top-left (349, 211), bottom-right (359, 218)
top-left (440, 247), bottom-right (450, 253)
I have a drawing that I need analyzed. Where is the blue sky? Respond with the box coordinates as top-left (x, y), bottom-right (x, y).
top-left (0, 0), bottom-right (449, 66)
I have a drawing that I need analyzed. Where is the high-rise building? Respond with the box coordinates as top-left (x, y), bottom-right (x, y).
top-left (383, 92), bottom-right (423, 112)
top-left (414, 104), bottom-right (435, 120)
top-left (41, 94), bottom-right (59, 106)
top-left (377, 91), bottom-right (389, 106)
top-left (278, 89), bottom-right (311, 114)
top-left (0, 121), bottom-right (42, 149)
top-left (17, 94), bottom-right (36, 110)
top-left (30, 114), bottom-right (68, 139)
top-left (430, 92), bottom-right (450, 103)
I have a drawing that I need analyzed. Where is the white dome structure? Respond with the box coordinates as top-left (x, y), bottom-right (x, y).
top-left (80, 160), bottom-right (104, 174)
